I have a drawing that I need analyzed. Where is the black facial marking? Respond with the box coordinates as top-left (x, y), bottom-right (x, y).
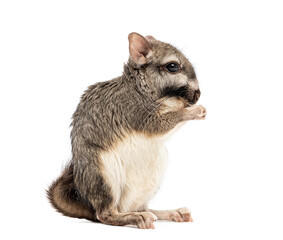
top-left (162, 85), bottom-right (190, 100)
top-left (162, 85), bottom-right (200, 104)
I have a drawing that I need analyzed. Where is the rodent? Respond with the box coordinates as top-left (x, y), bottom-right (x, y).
top-left (47, 32), bottom-right (206, 229)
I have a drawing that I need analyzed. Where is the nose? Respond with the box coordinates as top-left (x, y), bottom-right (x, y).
top-left (192, 89), bottom-right (201, 104)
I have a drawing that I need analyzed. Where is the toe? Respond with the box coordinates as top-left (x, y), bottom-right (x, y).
top-left (176, 207), bottom-right (193, 222)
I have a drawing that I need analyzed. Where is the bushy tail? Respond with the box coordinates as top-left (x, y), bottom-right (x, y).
top-left (46, 163), bottom-right (97, 221)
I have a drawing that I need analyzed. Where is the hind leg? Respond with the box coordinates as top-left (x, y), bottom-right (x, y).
top-left (97, 209), bottom-right (157, 229)
top-left (149, 207), bottom-right (193, 222)
top-left (73, 151), bottom-right (157, 229)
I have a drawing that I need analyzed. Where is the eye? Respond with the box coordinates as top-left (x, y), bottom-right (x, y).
top-left (165, 62), bottom-right (180, 73)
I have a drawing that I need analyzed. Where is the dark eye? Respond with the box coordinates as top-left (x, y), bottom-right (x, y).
top-left (165, 62), bottom-right (180, 73)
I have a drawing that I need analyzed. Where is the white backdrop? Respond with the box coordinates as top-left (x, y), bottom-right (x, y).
top-left (1, 0), bottom-right (282, 239)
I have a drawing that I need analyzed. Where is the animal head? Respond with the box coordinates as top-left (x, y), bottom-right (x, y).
top-left (127, 32), bottom-right (200, 106)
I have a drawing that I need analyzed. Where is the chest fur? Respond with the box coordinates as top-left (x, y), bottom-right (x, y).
top-left (100, 133), bottom-right (168, 212)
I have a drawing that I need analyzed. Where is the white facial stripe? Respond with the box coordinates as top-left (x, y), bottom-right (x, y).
top-left (188, 79), bottom-right (199, 90)
top-left (158, 72), bottom-right (197, 91)
top-left (161, 55), bottom-right (180, 65)
top-left (176, 73), bottom-right (189, 86)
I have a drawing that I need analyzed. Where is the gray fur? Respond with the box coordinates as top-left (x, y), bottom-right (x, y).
top-left (47, 33), bottom-right (205, 227)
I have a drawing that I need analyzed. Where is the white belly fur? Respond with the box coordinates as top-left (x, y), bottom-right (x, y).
top-left (100, 132), bottom-right (168, 213)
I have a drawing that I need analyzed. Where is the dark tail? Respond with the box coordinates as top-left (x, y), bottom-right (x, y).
top-left (46, 163), bottom-right (97, 221)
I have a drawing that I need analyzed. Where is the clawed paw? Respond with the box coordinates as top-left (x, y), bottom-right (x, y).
top-left (170, 207), bottom-right (193, 222)
top-left (136, 212), bottom-right (157, 229)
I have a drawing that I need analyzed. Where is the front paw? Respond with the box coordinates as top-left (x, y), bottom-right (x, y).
top-left (184, 105), bottom-right (206, 120)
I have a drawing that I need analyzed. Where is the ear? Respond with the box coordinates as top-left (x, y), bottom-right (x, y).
top-left (128, 32), bottom-right (152, 65)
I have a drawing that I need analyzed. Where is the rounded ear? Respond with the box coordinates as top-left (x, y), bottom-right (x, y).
top-left (128, 32), bottom-right (152, 65)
